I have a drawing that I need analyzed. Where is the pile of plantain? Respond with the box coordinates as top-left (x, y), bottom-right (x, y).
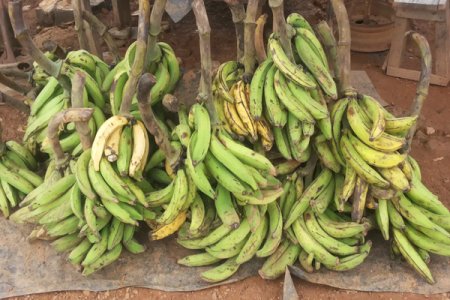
top-left (0, 0), bottom-right (448, 285)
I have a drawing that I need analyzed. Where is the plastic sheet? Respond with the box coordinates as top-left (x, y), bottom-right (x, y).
top-left (1, 71), bottom-right (448, 297)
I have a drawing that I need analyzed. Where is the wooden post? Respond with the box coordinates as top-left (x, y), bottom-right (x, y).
top-left (111, 0), bottom-right (131, 29)
top-left (0, 0), bottom-right (17, 63)
top-left (73, 0), bottom-right (89, 50)
top-left (9, 0), bottom-right (70, 91)
top-left (80, 0), bottom-right (102, 58)
top-left (225, 1), bottom-right (245, 62)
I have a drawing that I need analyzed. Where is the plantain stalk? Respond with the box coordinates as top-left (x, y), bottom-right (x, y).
top-left (47, 108), bottom-right (94, 169)
top-left (192, 0), bottom-right (218, 125)
top-left (137, 73), bottom-right (178, 169)
top-left (255, 13), bottom-right (268, 63)
top-left (146, 0), bottom-right (167, 69)
top-left (119, 0), bottom-right (151, 115)
top-left (71, 71), bottom-right (93, 150)
top-left (268, 0), bottom-right (293, 61)
top-left (404, 32), bottom-right (431, 153)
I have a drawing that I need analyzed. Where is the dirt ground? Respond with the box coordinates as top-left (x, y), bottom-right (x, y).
top-left (1, 1), bottom-right (450, 299)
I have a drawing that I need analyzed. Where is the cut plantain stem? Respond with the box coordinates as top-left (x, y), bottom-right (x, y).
top-left (146, 0), bottom-right (167, 70)
top-left (8, 0), bottom-right (70, 91)
top-left (71, 71), bottom-right (93, 150)
top-left (226, 2), bottom-right (246, 62)
top-left (243, 0), bottom-right (260, 77)
top-left (404, 32), bottom-right (431, 153)
top-left (137, 73), bottom-right (178, 169)
top-left (47, 108), bottom-right (94, 169)
top-left (255, 13), bottom-right (268, 63)
top-left (268, 0), bottom-right (293, 61)
top-left (328, 0), bottom-right (352, 96)
top-left (119, 0), bottom-right (151, 115)
top-left (192, 0), bottom-right (219, 125)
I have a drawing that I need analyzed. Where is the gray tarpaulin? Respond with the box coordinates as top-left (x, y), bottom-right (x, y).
top-left (1, 217), bottom-right (449, 298)
top-left (165, 0), bottom-right (193, 23)
top-left (1, 70), bottom-right (448, 297)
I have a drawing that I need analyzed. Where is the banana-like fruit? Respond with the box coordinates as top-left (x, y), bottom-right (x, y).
top-left (91, 115), bottom-right (129, 171)
top-left (393, 228), bottom-right (434, 284)
top-left (129, 120), bottom-right (149, 180)
top-left (268, 37), bottom-right (316, 89)
top-left (293, 28), bottom-right (337, 99)
top-left (250, 59), bottom-right (273, 119)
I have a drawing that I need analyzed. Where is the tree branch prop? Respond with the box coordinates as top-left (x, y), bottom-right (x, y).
top-left (8, 0), bottom-right (70, 91)
top-left (268, 0), bottom-right (293, 60)
top-left (73, 0), bottom-right (89, 51)
top-left (404, 31), bottom-right (431, 153)
top-left (47, 108), bottom-right (93, 169)
top-left (0, 71), bottom-right (30, 94)
top-left (243, 0), bottom-right (259, 78)
top-left (329, 0), bottom-right (352, 96)
top-left (226, 1), bottom-right (245, 62)
top-left (71, 71), bottom-right (92, 150)
top-left (192, 0), bottom-right (218, 125)
top-left (315, 21), bottom-right (340, 87)
top-left (255, 13), bottom-right (268, 63)
top-left (146, 0), bottom-right (167, 68)
top-left (82, 10), bottom-right (121, 63)
top-left (119, 0), bottom-right (151, 115)
top-left (137, 73), bottom-right (178, 168)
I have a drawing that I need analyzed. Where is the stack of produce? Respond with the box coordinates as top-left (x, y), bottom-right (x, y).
top-left (1, 0), bottom-right (448, 284)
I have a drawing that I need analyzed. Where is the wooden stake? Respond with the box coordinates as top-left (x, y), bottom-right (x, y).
top-left (73, 0), bottom-right (89, 51)
top-left (82, 10), bottom-right (121, 63)
top-left (111, 0), bottom-right (131, 29)
top-left (226, 1), bottom-right (245, 62)
top-left (80, 0), bottom-right (102, 58)
top-left (0, 0), bottom-right (18, 63)
top-left (0, 71), bottom-right (30, 94)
